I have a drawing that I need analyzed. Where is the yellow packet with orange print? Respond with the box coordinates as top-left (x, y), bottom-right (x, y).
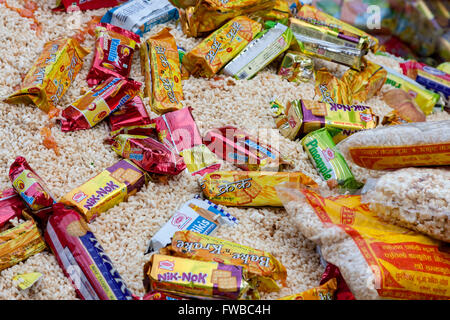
top-left (161, 230), bottom-right (287, 292)
top-left (278, 278), bottom-right (337, 300)
top-left (182, 16), bottom-right (262, 78)
top-left (314, 69), bottom-right (352, 105)
top-left (5, 37), bottom-right (89, 114)
top-left (200, 171), bottom-right (318, 207)
top-left (141, 28), bottom-right (184, 115)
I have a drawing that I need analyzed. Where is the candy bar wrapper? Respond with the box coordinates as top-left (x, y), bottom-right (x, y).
top-left (200, 171), bottom-right (318, 207)
top-left (400, 61), bottom-right (450, 99)
top-left (54, 0), bottom-right (128, 12)
top-left (145, 196), bottom-right (238, 254)
top-left (0, 219), bottom-right (46, 271)
top-left (162, 230), bottom-right (287, 291)
top-left (296, 4), bottom-right (379, 52)
top-left (60, 77), bottom-right (141, 132)
top-left (108, 95), bottom-right (155, 137)
top-left (141, 290), bottom-right (187, 300)
top-left (277, 278), bottom-right (337, 300)
top-left (4, 38), bottom-right (89, 114)
top-left (380, 62), bottom-right (440, 116)
top-left (143, 254), bottom-right (254, 299)
top-left (269, 98), bottom-right (295, 140)
top-left (179, 144), bottom-right (221, 176)
top-left (341, 60), bottom-right (387, 103)
top-left (140, 27), bottom-right (184, 115)
top-left (278, 50), bottom-right (314, 83)
top-left (315, 69), bottom-right (352, 105)
top-left (222, 22), bottom-right (293, 80)
top-left (203, 126), bottom-right (290, 171)
top-left (0, 188), bottom-right (29, 229)
top-left (248, 0), bottom-right (290, 24)
top-left (13, 272), bottom-right (43, 290)
top-left (86, 23), bottom-right (140, 87)
top-left (177, 47), bottom-right (190, 80)
top-left (383, 89), bottom-right (426, 123)
top-left (110, 134), bottom-right (186, 175)
top-left (60, 159), bottom-right (149, 222)
top-left (9, 157), bottom-right (56, 221)
top-left (182, 16), bottom-right (262, 78)
top-left (101, 0), bottom-right (179, 37)
top-left (45, 203), bottom-right (133, 300)
top-left (289, 17), bottom-right (369, 71)
top-left (301, 128), bottom-right (362, 191)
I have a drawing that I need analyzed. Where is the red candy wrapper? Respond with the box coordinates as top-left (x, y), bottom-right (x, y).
top-left (108, 134), bottom-right (186, 175)
top-left (140, 290), bottom-right (187, 300)
top-left (87, 23), bottom-right (140, 87)
top-left (53, 0), bottom-right (128, 12)
top-left (60, 77), bottom-right (141, 132)
top-left (9, 157), bottom-right (55, 222)
top-left (0, 188), bottom-right (28, 229)
top-left (320, 263), bottom-right (355, 300)
top-left (108, 95), bottom-right (155, 137)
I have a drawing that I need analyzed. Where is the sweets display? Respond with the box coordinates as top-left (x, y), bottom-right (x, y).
top-left (5, 38), bottom-right (89, 114)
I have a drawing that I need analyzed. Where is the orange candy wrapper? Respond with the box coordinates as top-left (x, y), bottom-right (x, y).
top-left (182, 16), bottom-right (262, 78)
top-left (5, 38), bottom-right (89, 114)
top-left (200, 171), bottom-right (318, 207)
top-left (315, 69), bottom-right (352, 105)
top-left (140, 28), bottom-right (184, 115)
top-left (278, 278), bottom-right (337, 300)
top-left (161, 230), bottom-right (287, 292)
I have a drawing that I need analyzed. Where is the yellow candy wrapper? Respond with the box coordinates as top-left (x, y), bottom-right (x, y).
top-left (5, 38), bottom-right (89, 114)
top-left (140, 27), bottom-right (184, 115)
top-left (182, 16), bottom-right (262, 78)
top-left (13, 272), bottom-right (43, 290)
top-left (315, 69), bottom-right (352, 105)
top-left (200, 171), bottom-right (318, 207)
top-left (278, 278), bottom-right (337, 300)
top-left (0, 220), bottom-right (46, 271)
top-left (161, 230), bottom-right (287, 292)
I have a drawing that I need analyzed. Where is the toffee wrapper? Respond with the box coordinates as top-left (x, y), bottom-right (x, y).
top-left (0, 188), bottom-right (28, 229)
top-left (289, 17), bottom-right (369, 71)
top-left (278, 50), bottom-right (314, 83)
top-left (140, 27), bottom-right (184, 114)
top-left (248, 0), bottom-right (290, 24)
top-left (200, 170), bottom-right (318, 207)
top-left (110, 134), bottom-right (186, 175)
top-left (182, 16), bottom-right (262, 78)
top-left (203, 126), bottom-right (290, 171)
top-left (320, 263), bottom-right (355, 300)
top-left (143, 253), bottom-right (254, 299)
top-left (162, 230), bottom-right (287, 292)
top-left (0, 220), bottom-right (46, 271)
top-left (301, 128), bottom-right (362, 191)
top-left (315, 68), bottom-right (352, 105)
top-left (60, 159), bottom-right (149, 222)
top-left (54, 0), bottom-right (128, 12)
top-left (4, 38), bottom-right (89, 114)
top-left (9, 157), bottom-right (55, 221)
top-left (278, 278), bottom-right (337, 300)
top-left (108, 95), bottom-right (155, 137)
top-left (60, 77), bottom-right (141, 132)
top-left (86, 23), bottom-right (140, 87)
top-left (145, 197), bottom-right (238, 254)
top-left (45, 203), bottom-right (133, 300)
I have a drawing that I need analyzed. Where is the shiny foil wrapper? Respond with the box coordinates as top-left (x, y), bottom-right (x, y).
top-left (144, 253), bottom-right (254, 299)
top-left (0, 188), bottom-right (29, 229)
top-left (182, 16), bottom-right (262, 78)
top-left (110, 134), bottom-right (186, 175)
top-left (108, 95), bottom-right (155, 137)
top-left (9, 157), bottom-right (55, 221)
top-left (60, 159), bottom-right (149, 222)
top-left (60, 77), bottom-right (141, 132)
top-left (278, 50), bottom-right (314, 83)
top-left (86, 23), bottom-right (140, 87)
top-left (278, 278), bottom-right (337, 300)
top-left (5, 38), bottom-right (89, 114)
top-left (54, 0), bottom-right (128, 12)
top-left (162, 230), bottom-right (287, 292)
top-left (248, 0), bottom-right (290, 24)
top-left (315, 68), bottom-right (352, 105)
top-left (140, 27), bottom-right (184, 115)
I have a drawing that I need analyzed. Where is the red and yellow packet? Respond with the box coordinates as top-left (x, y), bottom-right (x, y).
top-left (200, 171), bottom-right (318, 207)
top-left (140, 27), bottom-right (184, 115)
top-left (161, 230), bottom-right (287, 292)
top-left (86, 23), bottom-right (140, 87)
top-left (182, 16), bottom-right (262, 78)
top-left (0, 188), bottom-right (29, 230)
top-left (278, 278), bottom-right (337, 300)
top-left (5, 38), bottom-right (89, 114)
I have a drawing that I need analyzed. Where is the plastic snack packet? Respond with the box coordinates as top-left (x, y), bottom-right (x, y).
top-left (60, 77), bottom-right (141, 132)
top-left (5, 38), bottom-right (89, 114)
top-left (0, 188), bottom-right (29, 229)
top-left (278, 278), bottom-right (337, 300)
top-left (382, 89), bottom-right (426, 123)
top-left (86, 23), bottom-right (140, 87)
top-left (60, 159), bottom-right (149, 222)
top-left (13, 272), bottom-right (43, 290)
top-left (145, 196), bottom-right (238, 254)
top-left (45, 203), bottom-right (134, 300)
top-left (101, 0), bottom-right (179, 37)
top-left (278, 50), bottom-right (314, 83)
top-left (200, 170), bottom-right (318, 206)
top-left (314, 69), bottom-right (352, 105)
top-left (54, 0), bottom-right (128, 12)
top-left (182, 16), bottom-right (262, 78)
top-left (140, 27), bottom-right (184, 114)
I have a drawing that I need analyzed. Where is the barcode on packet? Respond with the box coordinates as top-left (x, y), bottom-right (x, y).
top-left (237, 71), bottom-right (248, 80)
top-left (114, 2), bottom-right (148, 23)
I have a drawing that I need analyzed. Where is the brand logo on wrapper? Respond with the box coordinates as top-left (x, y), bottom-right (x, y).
top-left (159, 260), bottom-right (175, 271)
top-left (359, 113), bottom-right (373, 122)
top-left (73, 191), bottom-right (87, 203)
top-left (321, 148), bottom-right (335, 162)
top-left (171, 213), bottom-right (192, 229)
top-left (83, 181), bottom-right (120, 210)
